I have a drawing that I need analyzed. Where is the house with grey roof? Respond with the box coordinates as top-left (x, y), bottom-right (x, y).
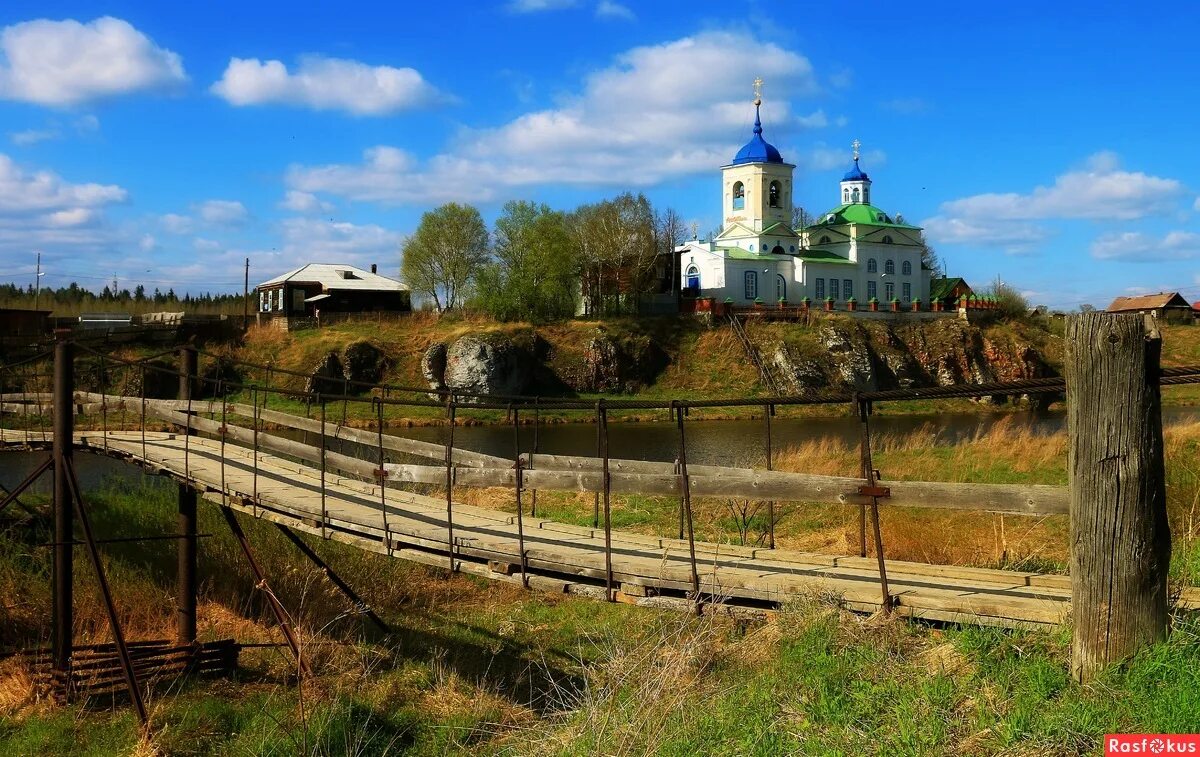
top-left (256, 263), bottom-right (410, 319)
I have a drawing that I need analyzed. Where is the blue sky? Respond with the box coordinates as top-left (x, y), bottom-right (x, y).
top-left (0, 1), bottom-right (1196, 308)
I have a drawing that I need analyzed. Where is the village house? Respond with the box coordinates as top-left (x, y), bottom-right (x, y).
top-left (676, 82), bottom-right (940, 310)
top-left (1106, 292), bottom-right (1193, 324)
top-left (256, 263), bottom-right (411, 327)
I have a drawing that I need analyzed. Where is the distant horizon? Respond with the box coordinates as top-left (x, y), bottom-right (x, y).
top-left (0, 2), bottom-right (1197, 309)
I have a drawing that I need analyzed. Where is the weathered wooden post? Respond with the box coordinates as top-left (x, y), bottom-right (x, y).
top-left (1065, 312), bottom-right (1170, 682)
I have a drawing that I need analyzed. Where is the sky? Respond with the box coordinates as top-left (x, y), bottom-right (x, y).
top-left (0, 1), bottom-right (1196, 309)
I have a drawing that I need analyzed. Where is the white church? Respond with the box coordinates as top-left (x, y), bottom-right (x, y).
top-left (677, 85), bottom-right (931, 308)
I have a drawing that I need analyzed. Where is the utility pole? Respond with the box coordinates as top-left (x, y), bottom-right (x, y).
top-left (33, 251), bottom-right (41, 310)
top-left (243, 257), bottom-right (250, 329)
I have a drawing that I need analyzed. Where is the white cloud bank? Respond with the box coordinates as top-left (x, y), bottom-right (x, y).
top-left (922, 152), bottom-right (1184, 253)
top-left (211, 56), bottom-right (448, 115)
top-left (0, 17), bottom-right (185, 106)
top-left (287, 31), bottom-right (821, 204)
top-left (1091, 230), bottom-right (1200, 261)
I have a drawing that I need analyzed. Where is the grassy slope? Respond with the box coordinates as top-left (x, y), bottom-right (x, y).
top-left (3, 422), bottom-right (1200, 754)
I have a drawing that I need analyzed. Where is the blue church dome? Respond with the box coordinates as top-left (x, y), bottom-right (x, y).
top-left (731, 104), bottom-right (784, 165)
top-left (843, 157), bottom-right (869, 181)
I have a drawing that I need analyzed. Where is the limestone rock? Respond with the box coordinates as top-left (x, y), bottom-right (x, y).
top-left (421, 342), bottom-right (448, 397)
top-left (443, 334), bottom-right (532, 400)
top-left (771, 344), bottom-right (827, 395)
top-left (341, 340), bottom-right (389, 388)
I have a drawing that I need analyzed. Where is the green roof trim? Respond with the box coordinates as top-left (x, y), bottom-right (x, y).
top-left (805, 203), bottom-right (923, 230)
top-left (929, 277), bottom-right (969, 300)
top-left (796, 248), bottom-right (856, 265)
top-left (715, 246), bottom-right (792, 261)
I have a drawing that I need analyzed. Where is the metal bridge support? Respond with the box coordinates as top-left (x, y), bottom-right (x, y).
top-left (52, 340), bottom-right (74, 680)
top-left (177, 345), bottom-right (199, 647)
top-left (1066, 312), bottom-right (1170, 682)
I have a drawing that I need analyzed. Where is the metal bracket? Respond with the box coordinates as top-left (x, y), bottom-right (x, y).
top-left (373, 468), bottom-right (388, 479)
top-left (858, 484), bottom-right (891, 498)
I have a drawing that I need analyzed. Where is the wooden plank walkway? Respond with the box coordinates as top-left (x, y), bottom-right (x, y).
top-left (2, 428), bottom-right (1113, 628)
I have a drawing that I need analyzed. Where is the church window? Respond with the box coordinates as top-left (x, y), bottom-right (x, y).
top-left (744, 271), bottom-right (758, 300)
top-left (843, 189), bottom-right (849, 203)
top-left (903, 282), bottom-right (912, 302)
top-left (852, 188), bottom-right (860, 203)
top-left (844, 280), bottom-right (853, 300)
top-left (867, 258), bottom-right (877, 273)
top-left (771, 244), bottom-right (784, 255)
top-left (867, 280), bottom-right (877, 300)
top-left (885, 259), bottom-right (895, 275)
top-left (829, 279), bottom-right (839, 301)
top-left (686, 265), bottom-right (700, 290)
top-left (733, 182), bottom-right (745, 211)
top-left (819, 235), bottom-right (831, 244)
top-left (776, 275), bottom-right (786, 301)
top-left (769, 181), bottom-right (781, 208)
top-left (885, 282), bottom-right (895, 301)
top-left (815, 278), bottom-right (825, 300)
top-left (882, 235), bottom-right (894, 244)
top-left (789, 245), bottom-right (795, 253)
top-left (748, 244), bottom-right (754, 251)
top-left (902, 261), bottom-right (912, 276)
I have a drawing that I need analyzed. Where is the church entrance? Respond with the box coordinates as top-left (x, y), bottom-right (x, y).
top-left (686, 265), bottom-right (700, 290)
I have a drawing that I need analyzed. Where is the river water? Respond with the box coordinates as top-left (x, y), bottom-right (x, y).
top-left (5, 406), bottom-right (1200, 489)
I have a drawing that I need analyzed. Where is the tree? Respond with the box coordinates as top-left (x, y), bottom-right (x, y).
top-left (917, 231), bottom-right (943, 277)
top-left (134, 284), bottom-right (146, 301)
top-left (401, 203), bottom-right (490, 312)
top-left (791, 205), bottom-right (814, 231)
top-left (983, 280), bottom-right (1029, 320)
top-left (571, 193), bottom-right (657, 316)
top-left (476, 201), bottom-right (578, 322)
top-left (655, 207), bottom-right (686, 299)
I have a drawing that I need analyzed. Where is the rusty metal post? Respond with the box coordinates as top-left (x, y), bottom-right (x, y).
top-left (675, 458), bottom-right (684, 540)
top-left (64, 459), bottom-right (147, 725)
top-left (512, 407), bottom-right (529, 587)
top-left (592, 408), bottom-right (601, 529)
top-left (530, 398), bottom-right (539, 517)
top-left (764, 402), bottom-right (775, 549)
top-left (597, 400), bottom-right (613, 599)
top-left (52, 339), bottom-right (74, 680)
top-left (855, 396), bottom-right (868, 558)
top-left (251, 386), bottom-right (259, 517)
top-left (673, 401), bottom-right (701, 605)
top-left (444, 396), bottom-right (457, 572)
top-left (274, 523), bottom-right (390, 635)
top-left (219, 506), bottom-right (311, 676)
top-left (858, 400), bottom-right (892, 613)
top-left (319, 394), bottom-right (327, 539)
top-left (178, 345), bottom-right (197, 405)
top-left (376, 397), bottom-right (389, 544)
top-left (177, 484), bottom-right (198, 647)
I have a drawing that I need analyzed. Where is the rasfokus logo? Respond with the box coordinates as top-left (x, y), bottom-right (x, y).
top-left (1106, 735), bottom-right (1200, 755)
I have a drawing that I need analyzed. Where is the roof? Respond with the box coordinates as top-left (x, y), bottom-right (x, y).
top-left (930, 277), bottom-right (970, 300)
top-left (807, 203), bottom-right (922, 229)
top-left (796, 248), bottom-right (855, 265)
top-left (842, 157), bottom-right (870, 182)
top-left (1106, 292), bottom-right (1191, 312)
top-left (715, 246), bottom-right (792, 261)
top-left (730, 104), bottom-right (785, 165)
top-left (258, 263), bottom-right (408, 292)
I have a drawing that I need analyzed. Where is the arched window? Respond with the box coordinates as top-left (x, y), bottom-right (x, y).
top-left (882, 235), bottom-right (894, 244)
top-left (867, 258), bottom-right (877, 273)
top-left (732, 182), bottom-right (745, 211)
top-left (685, 265), bottom-right (700, 290)
top-left (769, 181), bottom-right (781, 208)
top-left (819, 235), bottom-right (831, 244)
top-left (744, 271), bottom-right (758, 300)
top-left (776, 274), bottom-right (786, 301)
top-left (843, 189), bottom-right (850, 203)
top-left (885, 259), bottom-right (895, 275)
top-left (851, 187), bottom-right (860, 203)
top-left (902, 261), bottom-right (912, 276)
top-left (771, 244), bottom-right (785, 255)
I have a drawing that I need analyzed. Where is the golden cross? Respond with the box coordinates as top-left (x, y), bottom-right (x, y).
top-left (852, 139), bottom-right (861, 160)
top-left (753, 77), bottom-right (763, 105)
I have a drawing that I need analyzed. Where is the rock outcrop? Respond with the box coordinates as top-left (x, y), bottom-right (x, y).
top-left (305, 352), bottom-right (344, 396)
top-left (422, 334), bottom-right (534, 400)
top-left (580, 330), bottom-right (668, 393)
top-left (342, 340), bottom-right (389, 388)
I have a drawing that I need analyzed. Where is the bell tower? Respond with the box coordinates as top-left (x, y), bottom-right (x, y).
top-left (721, 78), bottom-right (795, 233)
top-left (839, 139), bottom-right (872, 205)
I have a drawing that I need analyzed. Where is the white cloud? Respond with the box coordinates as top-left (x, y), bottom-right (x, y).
top-left (507, 0), bottom-right (577, 11)
top-left (596, 1), bottom-right (635, 20)
top-left (138, 233), bottom-right (155, 251)
top-left (1194, 197), bottom-right (1200, 212)
top-left (9, 127), bottom-right (58, 145)
top-left (923, 152), bottom-right (1184, 253)
top-left (1090, 230), bottom-right (1200, 261)
top-left (160, 213), bottom-right (192, 234)
top-left (211, 55), bottom-right (448, 115)
top-left (288, 31), bottom-right (821, 204)
top-left (196, 199), bottom-right (248, 226)
top-left (280, 190), bottom-right (332, 213)
top-left (280, 217), bottom-right (401, 260)
top-left (0, 153), bottom-right (126, 213)
top-left (939, 152), bottom-right (1182, 222)
top-left (0, 16), bottom-right (185, 106)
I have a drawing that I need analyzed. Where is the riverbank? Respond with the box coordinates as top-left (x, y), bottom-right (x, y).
top-left (1, 420), bottom-right (1199, 753)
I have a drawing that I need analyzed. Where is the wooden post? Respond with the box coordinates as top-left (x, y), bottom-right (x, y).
top-left (177, 346), bottom-right (198, 647)
top-left (52, 340), bottom-right (74, 679)
top-left (1066, 312), bottom-right (1171, 682)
